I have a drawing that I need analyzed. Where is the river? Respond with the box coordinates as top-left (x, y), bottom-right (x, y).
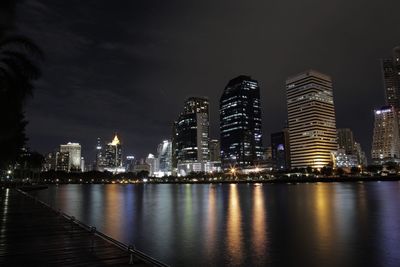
top-left (32, 182), bottom-right (400, 267)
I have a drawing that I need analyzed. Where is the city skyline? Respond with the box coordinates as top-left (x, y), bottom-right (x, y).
top-left (12, 0), bottom-right (400, 161)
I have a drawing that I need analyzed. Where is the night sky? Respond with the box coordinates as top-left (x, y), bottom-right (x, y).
top-left (13, 0), bottom-right (400, 162)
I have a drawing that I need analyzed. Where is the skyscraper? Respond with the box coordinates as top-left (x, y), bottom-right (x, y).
top-left (55, 151), bottom-right (69, 172)
top-left (382, 47), bottom-right (400, 108)
top-left (95, 137), bottom-right (106, 171)
top-left (209, 139), bottom-right (221, 162)
top-left (157, 139), bottom-right (172, 176)
top-left (337, 128), bottom-right (355, 154)
top-left (104, 134), bottom-right (122, 169)
top-left (371, 106), bottom-right (400, 164)
top-left (286, 70), bottom-right (337, 169)
top-left (271, 129), bottom-right (291, 170)
top-left (59, 142), bottom-right (81, 171)
top-left (220, 75), bottom-right (263, 170)
top-left (145, 153), bottom-right (158, 176)
top-left (173, 97), bottom-right (210, 175)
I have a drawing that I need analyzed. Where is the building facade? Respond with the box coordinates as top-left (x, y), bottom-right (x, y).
top-left (286, 70), bottom-right (338, 169)
top-left (95, 137), bottom-right (107, 171)
top-left (104, 134), bottom-right (122, 168)
top-left (59, 142), bottom-right (81, 171)
top-left (209, 139), bottom-right (221, 162)
top-left (337, 128), bottom-right (355, 154)
top-left (371, 106), bottom-right (400, 164)
top-left (220, 75), bottom-right (263, 170)
top-left (271, 130), bottom-right (291, 170)
top-left (382, 47), bottom-right (400, 108)
top-left (156, 140), bottom-right (173, 176)
top-left (173, 97), bottom-right (210, 176)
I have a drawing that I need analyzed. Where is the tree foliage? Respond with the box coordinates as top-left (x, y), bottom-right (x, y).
top-left (0, 33), bottom-right (43, 169)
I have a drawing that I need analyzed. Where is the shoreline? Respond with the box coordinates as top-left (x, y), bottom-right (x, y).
top-left (2, 176), bottom-right (400, 188)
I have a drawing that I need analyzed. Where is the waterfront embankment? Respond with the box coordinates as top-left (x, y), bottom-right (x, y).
top-left (0, 187), bottom-right (169, 266)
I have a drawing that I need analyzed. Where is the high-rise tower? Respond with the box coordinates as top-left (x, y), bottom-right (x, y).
top-left (220, 75), bottom-right (263, 170)
top-left (59, 142), bottom-right (81, 171)
top-left (173, 97), bottom-right (210, 175)
top-left (286, 70), bottom-right (337, 169)
top-left (104, 134), bottom-right (122, 168)
top-left (382, 47), bottom-right (400, 108)
top-left (371, 106), bottom-right (400, 164)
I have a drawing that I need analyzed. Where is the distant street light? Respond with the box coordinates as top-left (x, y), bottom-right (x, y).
top-left (230, 167), bottom-right (236, 179)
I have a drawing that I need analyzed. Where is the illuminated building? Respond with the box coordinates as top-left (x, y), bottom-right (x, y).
top-left (173, 97), bottom-right (210, 175)
top-left (335, 128), bottom-right (367, 167)
top-left (102, 134), bottom-right (125, 173)
top-left (145, 153), bottom-right (159, 176)
top-left (156, 140), bottom-right (172, 177)
top-left (286, 70), bottom-right (337, 169)
top-left (382, 46), bottom-right (400, 108)
top-left (125, 156), bottom-right (135, 172)
top-left (333, 149), bottom-right (359, 168)
top-left (95, 137), bottom-right (106, 171)
top-left (271, 130), bottom-right (291, 170)
top-left (55, 151), bottom-right (69, 171)
top-left (371, 106), bottom-right (400, 164)
top-left (80, 157), bottom-right (85, 172)
top-left (43, 152), bottom-right (56, 171)
top-left (354, 142), bottom-right (368, 166)
top-left (59, 142), bottom-right (81, 171)
top-left (104, 134), bottom-right (122, 168)
top-left (220, 75), bottom-right (263, 170)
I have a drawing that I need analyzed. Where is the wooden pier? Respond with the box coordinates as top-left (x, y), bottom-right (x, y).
top-left (0, 187), bottom-right (168, 266)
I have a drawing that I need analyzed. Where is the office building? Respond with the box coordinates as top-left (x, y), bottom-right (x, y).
top-left (220, 75), bottom-right (263, 170)
top-left (104, 134), bottom-right (122, 168)
top-left (209, 139), bottom-right (221, 162)
top-left (95, 137), bottom-right (106, 171)
top-left (337, 128), bottom-right (355, 154)
top-left (146, 154), bottom-right (159, 176)
top-left (156, 140), bottom-right (172, 177)
top-left (382, 46), bottom-right (400, 108)
top-left (286, 70), bottom-right (337, 169)
top-left (55, 151), bottom-right (69, 172)
top-left (271, 130), bottom-right (291, 170)
top-left (125, 156), bottom-right (135, 172)
top-left (174, 97), bottom-right (210, 176)
top-left (59, 142), bottom-right (81, 171)
top-left (371, 106), bottom-right (400, 164)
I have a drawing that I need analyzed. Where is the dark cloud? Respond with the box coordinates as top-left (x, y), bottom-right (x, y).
top-left (14, 0), bottom-right (400, 162)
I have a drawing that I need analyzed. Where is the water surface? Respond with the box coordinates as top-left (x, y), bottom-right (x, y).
top-left (32, 182), bottom-right (400, 267)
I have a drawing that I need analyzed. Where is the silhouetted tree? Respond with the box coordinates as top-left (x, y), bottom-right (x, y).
top-left (0, 33), bottom-right (43, 168)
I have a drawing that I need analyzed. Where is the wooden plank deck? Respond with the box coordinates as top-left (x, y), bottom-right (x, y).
top-left (0, 188), bottom-right (154, 266)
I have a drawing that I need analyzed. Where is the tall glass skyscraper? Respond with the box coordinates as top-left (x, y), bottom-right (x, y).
top-left (286, 70), bottom-right (337, 169)
top-left (173, 97), bottom-right (210, 175)
top-left (382, 46), bottom-right (400, 108)
top-left (104, 134), bottom-right (122, 168)
top-left (372, 46), bottom-right (400, 164)
top-left (157, 139), bottom-right (172, 175)
top-left (220, 75), bottom-right (263, 170)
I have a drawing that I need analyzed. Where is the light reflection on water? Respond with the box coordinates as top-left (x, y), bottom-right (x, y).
top-left (33, 182), bottom-right (400, 267)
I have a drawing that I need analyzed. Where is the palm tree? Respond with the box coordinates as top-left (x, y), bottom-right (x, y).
top-left (0, 35), bottom-right (43, 169)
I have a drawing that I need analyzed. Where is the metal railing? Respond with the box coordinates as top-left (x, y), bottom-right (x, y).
top-left (16, 188), bottom-right (170, 267)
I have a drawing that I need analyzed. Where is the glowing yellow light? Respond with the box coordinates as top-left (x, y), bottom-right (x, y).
top-left (110, 134), bottom-right (120, 146)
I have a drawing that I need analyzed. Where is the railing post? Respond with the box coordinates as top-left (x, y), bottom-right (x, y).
top-left (128, 244), bottom-right (136, 265)
top-left (90, 226), bottom-right (96, 251)
top-left (70, 216), bottom-right (75, 236)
